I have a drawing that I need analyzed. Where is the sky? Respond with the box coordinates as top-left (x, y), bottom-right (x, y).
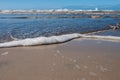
top-left (0, 0), bottom-right (120, 10)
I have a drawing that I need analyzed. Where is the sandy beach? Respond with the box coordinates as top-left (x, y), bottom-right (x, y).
top-left (0, 39), bottom-right (120, 80)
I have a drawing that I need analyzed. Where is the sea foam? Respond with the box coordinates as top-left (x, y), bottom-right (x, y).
top-left (0, 33), bottom-right (80, 48)
top-left (0, 33), bottom-right (120, 48)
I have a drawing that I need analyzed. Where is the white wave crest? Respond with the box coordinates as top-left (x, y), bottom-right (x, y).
top-left (0, 33), bottom-right (80, 48)
top-left (0, 33), bottom-right (120, 48)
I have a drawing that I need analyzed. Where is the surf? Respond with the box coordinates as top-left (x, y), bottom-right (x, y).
top-left (0, 33), bottom-right (120, 48)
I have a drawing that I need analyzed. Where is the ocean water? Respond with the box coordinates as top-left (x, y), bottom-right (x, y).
top-left (0, 14), bottom-right (120, 47)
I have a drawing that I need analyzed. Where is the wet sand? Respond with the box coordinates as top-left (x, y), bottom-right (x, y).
top-left (0, 39), bottom-right (120, 80)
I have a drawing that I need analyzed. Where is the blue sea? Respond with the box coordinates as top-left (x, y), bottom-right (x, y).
top-left (0, 14), bottom-right (120, 47)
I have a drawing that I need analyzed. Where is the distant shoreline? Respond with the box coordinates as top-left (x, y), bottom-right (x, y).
top-left (0, 10), bottom-right (120, 14)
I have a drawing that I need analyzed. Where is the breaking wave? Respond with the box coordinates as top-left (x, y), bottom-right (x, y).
top-left (0, 33), bottom-right (120, 48)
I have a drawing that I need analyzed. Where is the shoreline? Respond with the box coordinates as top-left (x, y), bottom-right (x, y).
top-left (0, 33), bottom-right (120, 48)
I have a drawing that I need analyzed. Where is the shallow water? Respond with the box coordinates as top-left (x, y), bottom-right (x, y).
top-left (0, 14), bottom-right (120, 43)
top-left (0, 14), bottom-right (120, 47)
